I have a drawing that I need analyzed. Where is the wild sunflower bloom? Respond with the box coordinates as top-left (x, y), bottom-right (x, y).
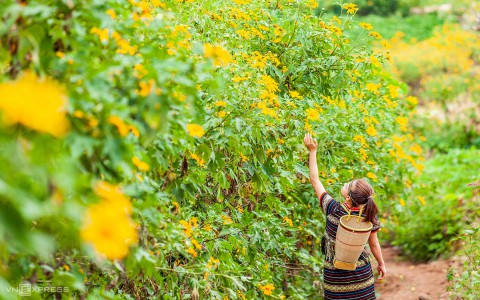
top-left (359, 22), bottom-right (373, 31)
top-left (366, 172), bottom-right (377, 181)
top-left (366, 83), bottom-right (381, 92)
top-left (190, 153), bottom-right (206, 166)
top-left (259, 283), bottom-right (275, 295)
top-left (366, 125), bottom-right (377, 137)
top-left (406, 96), bottom-right (418, 105)
top-left (305, 108), bottom-right (320, 120)
top-left (132, 156), bottom-right (150, 171)
top-left (91, 27), bottom-right (109, 42)
top-left (94, 181), bottom-right (132, 213)
top-left (81, 201), bottom-right (138, 260)
top-left (369, 31), bottom-right (382, 40)
top-left (186, 123), bottom-right (205, 138)
top-left (289, 90), bottom-right (303, 99)
top-left (396, 116), bottom-right (408, 131)
top-left (0, 71), bottom-right (70, 137)
top-left (186, 247), bottom-right (197, 257)
top-left (81, 182), bottom-right (138, 260)
top-left (106, 9), bottom-right (116, 19)
top-left (283, 216), bottom-right (293, 227)
top-left (343, 3), bottom-right (358, 14)
top-left (203, 44), bottom-right (233, 67)
top-left (417, 196), bottom-right (426, 206)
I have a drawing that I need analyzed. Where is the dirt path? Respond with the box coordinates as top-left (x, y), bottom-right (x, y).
top-left (372, 246), bottom-right (455, 300)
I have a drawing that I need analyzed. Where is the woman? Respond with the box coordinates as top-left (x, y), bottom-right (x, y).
top-left (304, 132), bottom-right (386, 300)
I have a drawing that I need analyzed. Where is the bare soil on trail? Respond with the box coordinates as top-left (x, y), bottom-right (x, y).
top-left (373, 246), bottom-right (457, 300)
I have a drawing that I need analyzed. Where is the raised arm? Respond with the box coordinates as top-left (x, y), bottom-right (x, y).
top-left (304, 133), bottom-right (326, 200)
top-left (368, 231), bottom-right (386, 279)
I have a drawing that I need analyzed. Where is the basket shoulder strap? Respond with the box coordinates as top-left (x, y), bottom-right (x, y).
top-left (340, 203), bottom-right (350, 214)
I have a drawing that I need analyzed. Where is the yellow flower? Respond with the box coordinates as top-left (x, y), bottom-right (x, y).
top-left (186, 247), bottom-right (197, 257)
top-left (132, 156), bottom-right (150, 172)
top-left (396, 116), bottom-right (408, 132)
top-left (240, 153), bottom-right (249, 162)
top-left (206, 256), bottom-right (220, 269)
top-left (283, 216), bottom-right (293, 227)
top-left (180, 220), bottom-right (193, 237)
top-left (0, 71), bottom-right (70, 137)
top-left (410, 144), bottom-right (422, 155)
top-left (222, 215), bottom-right (233, 225)
top-left (232, 76), bottom-right (248, 82)
top-left (406, 96), bottom-right (418, 105)
top-left (189, 217), bottom-right (198, 228)
top-left (259, 283), bottom-right (275, 295)
top-left (289, 90), bottom-right (303, 99)
top-left (106, 9), bottom-right (116, 19)
top-left (343, 3), bottom-right (358, 14)
top-left (236, 205), bottom-right (244, 213)
top-left (81, 182), bottom-right (137, 260)
top-left (73, 110), bottom-right (85, 119)
top-left (186, 123), bottom-right (205, 138)
top-left (366, 83), bottom-right (381, 92)
top-left (203, 44), bottom-right (233, 67)
top-left (305, 0), bottom-right (319, 9)
top-left (418, 196), bottom-right (426, 206)
top-left (217, 111), bottom-right (227, 118)
top-left (366, 172), bottom-right (377, 181)
top-left (116, 37), bottom-right (137, 55)
top-left (238, 290), bottom-right (246, 300)
top-left (214, 101), bottom-right (227, 107)
top-left (369, 31), bottom-right (382, 40)
top-left (366, 126), bottom-right (377, 137)
top-left (359, 148), bottom-right (368, 161)
top-left (306, 108), bottom-right (320, 120)
top-left (191, 239), bottom-right (202, 250)
top-left (172, 201), bottom-right (179, 212)
top-left (359, 22), bottom-right (373, 30)
top-left (399, 198), bottom-right (405, 206)
top-left (173, 91), bottom-right (186, 102)
top-left (108, 115), bottom-right (139, 137)
top-left (388, 84), bottom-right (399, 98)
top-left (134, 64), bottom-right (148, 79)
top-left (136, 80), bottom-right (155, 97)
top-left (259, 75), bottom-right (279, 93)
top-left (190, 153), bottom-right (206, 167)
top-left (91, 27), bottom-right (109, 42)
top-left (93, 181), bottom-right (132, 212)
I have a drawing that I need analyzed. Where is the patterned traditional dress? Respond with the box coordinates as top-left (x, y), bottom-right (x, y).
top-left (320, 191), bottom-right (380, 300)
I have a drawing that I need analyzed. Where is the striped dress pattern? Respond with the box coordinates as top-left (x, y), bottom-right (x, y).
top-left (320, 192), bottom-right (380, 300)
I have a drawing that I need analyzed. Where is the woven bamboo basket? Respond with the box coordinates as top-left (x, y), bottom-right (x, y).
top-left (334, 204), bottom-right (373, 270)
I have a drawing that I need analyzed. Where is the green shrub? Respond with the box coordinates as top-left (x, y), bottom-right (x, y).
top-left (448, 215), bottom-right (480, 299)
top-left (0, 0), bottom-right (420, 299)
top-left (387, 148), bottom-right (480, 261)
top-left (412, 119), bottom-right (480, 153)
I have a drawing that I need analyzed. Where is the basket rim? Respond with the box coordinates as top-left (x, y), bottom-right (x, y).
top-left (339, 215), bottom-right (373, 232)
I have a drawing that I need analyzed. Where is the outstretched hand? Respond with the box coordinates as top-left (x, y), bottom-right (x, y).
top-left (304, 132), bottom-right (318, 152)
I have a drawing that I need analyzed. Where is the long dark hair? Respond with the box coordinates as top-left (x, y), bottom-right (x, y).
top-left (348, 178), bottom-right (379, 225)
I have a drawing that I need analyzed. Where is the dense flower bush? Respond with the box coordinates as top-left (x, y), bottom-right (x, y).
top-left (0, 0), bottom-right (422, 298)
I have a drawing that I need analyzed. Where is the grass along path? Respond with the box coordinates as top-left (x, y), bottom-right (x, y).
top-left (373, 246), bottom-right (455, 299)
